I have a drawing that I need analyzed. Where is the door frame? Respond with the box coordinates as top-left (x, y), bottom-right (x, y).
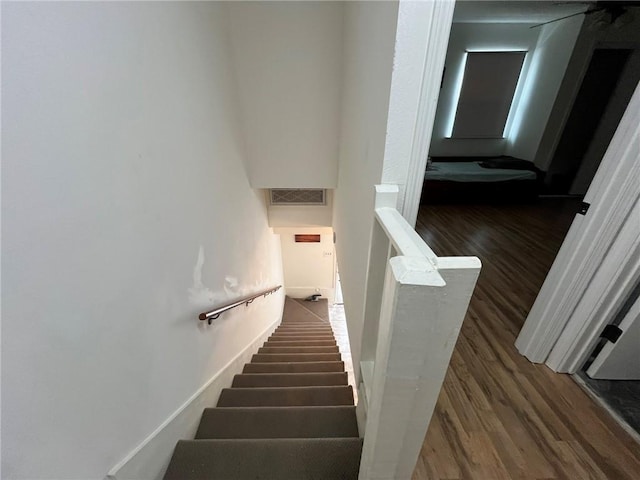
top-left (515, 82), bottom-right (640, 372)
top-left (395, 0), bottom-right (455, 227)
top-left (587, 286), bottom-right (640, 379)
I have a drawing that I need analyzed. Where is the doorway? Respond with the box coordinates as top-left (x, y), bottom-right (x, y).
top-left (545, 48), bottom-right (634, 194)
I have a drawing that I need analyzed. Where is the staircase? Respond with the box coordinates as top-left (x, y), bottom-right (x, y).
top-left (163, 297), bottom-right (362, 479)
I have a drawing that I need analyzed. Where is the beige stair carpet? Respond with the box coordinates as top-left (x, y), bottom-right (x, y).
top-left (163, 297), bottom-right (362, 480)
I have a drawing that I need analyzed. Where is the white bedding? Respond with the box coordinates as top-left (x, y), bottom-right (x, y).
top-left (425, 161), bottom-right (537, 183)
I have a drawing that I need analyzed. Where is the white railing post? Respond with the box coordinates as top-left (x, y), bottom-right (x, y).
top-left (357, 186), bottom-right (480, 480)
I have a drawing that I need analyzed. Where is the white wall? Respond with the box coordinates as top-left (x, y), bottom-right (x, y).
top-left (430, 23), bottom-right (540, 157)
top-left (1, 3), bottom-right (284, 479)
top-left (333, 1), bottom-right (399, 381)
top-left (276, 227), bottom-right (335, 303)
top-left (225, 1), bottom-right (343, 189)
top-left (506, 15), bottom-right (584, 162)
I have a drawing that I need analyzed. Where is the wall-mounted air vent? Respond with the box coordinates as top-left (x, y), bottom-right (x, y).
top-left (270, 189), bottom-right (326, 206)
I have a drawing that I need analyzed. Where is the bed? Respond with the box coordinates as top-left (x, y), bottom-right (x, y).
top-left (420, 157), bottom-right (542, 204)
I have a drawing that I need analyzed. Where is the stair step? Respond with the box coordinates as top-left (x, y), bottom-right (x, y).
top-left (282, 297), bottom-right (328, 323)
top-left (277, 328), bottom-right (331, 332)
top-left (217, 386), bottom-right (354, 407)
top-left (291, 298), bottom-right (330, 321)
top-left (258, 346), bottom-right (339, 354)
top-left (271, 330), bottom-right (333, 337)
top-left (269, 335), bottom-right (336, 342)
top-left (163, 438), bottom-right (362, 480)
top-left (195, 405), bottom-right (358, 439)
top-left (277, 323), bottom-right (331, 328)
top-left (277, 323), bottom-right (332, 328)
top-left (264, 340), bottom-right (337, 347)
top-left (243, 361), bottom-right (345, 373)
top-left (275, 330), bottom-right (334, 335)
top-left (280, 315), bottom-right (331, 325)
top-left (268, 339), bottom-right (336, 344)
top-left (275, 328), bottom-right (333, 333)
top-left (232, 372), bottom-right (348, 387)
top-left (252, 353), bottom-right (341, 363)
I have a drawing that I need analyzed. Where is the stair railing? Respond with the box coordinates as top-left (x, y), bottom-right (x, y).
top-left (356, 185), bottom-right (480, 480)
top-left (198, 285), bottom-right (282, 324)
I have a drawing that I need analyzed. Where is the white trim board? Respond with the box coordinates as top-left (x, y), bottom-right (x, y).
top-left (515, 82), bottom-right (640, 371)
top-left (106, 319), bottom-right (279, 480)
top-left (380, 0), bottom-right (455, 227)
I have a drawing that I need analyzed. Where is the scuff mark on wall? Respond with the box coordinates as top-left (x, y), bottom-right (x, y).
top-left (224, 276), bottom-right (239, 296)
top-left (188, 245), bottom-right (218, 309)
top-left (189, 247), bottom-right (248, 311)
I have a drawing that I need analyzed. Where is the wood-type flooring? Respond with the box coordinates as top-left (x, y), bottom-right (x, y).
top-left (411, 200), bottom-right (640, 480)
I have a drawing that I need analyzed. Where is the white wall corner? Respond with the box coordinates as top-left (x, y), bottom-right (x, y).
top-left (106, 320), bottom-right (279, 480)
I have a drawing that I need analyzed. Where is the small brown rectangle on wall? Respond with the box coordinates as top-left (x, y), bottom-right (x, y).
top-left (295, 234), bottom-right (321, 243)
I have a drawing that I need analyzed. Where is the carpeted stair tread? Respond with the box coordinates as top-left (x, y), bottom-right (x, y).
top-left (274, 332), bottom-right (333, 336)
top-left (277, 322), bottom-right (332, 327)
top-left (252, 353), bottom-right (341, 363)
top-left (282, 297), bottom-right (329, 323)
top-left (263, 340), bottom-right (337, 347)
top-left (217, 385), bottom-right (354, 406)
top-left (279, 323), bottom-right (330, 327)
top-left (271, 330), bottom-right (334, 334)
top-left (273, 328), bottom-right (332, 332)
top-left (271, 330), bottom-right (333, 338)
top-left (232, 372), bottom-right (348, 387)
top-left (291, 297), bottom-right (330, 322)
top-left (268, 335), bottom-right (337, 342)
top-left (282, 297), bottom-right (328, 324)
top-left (275, 328), bottom-right (333, 334)
top-left (277, 323), bottom-right (332, 327)
top-left (163, 296), bottom-right (359, 480)
top-left (243, 361), bottom-right (345, 373)
top-left (269, 338), bottom-right (335, 343)
top-left (163, 437), bottom-right (362, 480)
top-left (195, 406), bottom-right (358, 439)
top-left (271, 330), bottom-right (334, 337)
top-left (277, 324), bottom-right (332, 329)
top-left (258, 346), bottom-right (339, 354)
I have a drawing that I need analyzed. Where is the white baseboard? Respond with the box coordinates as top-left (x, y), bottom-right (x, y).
top-left (106, 320), bottom-right (278, 480)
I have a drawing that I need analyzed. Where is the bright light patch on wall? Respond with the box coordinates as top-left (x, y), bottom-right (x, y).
top-left (504, 50), bottom-right (538, 143)
top-left (502, 53), bottom-right (529, 139)
top-left (449, 51), bottom-right (526, 139)
top-left (445, 52), bottom-right (468, 138)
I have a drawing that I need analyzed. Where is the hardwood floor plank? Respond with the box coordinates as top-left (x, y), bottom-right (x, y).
top-left (412, 200), bottom-right (640, 480)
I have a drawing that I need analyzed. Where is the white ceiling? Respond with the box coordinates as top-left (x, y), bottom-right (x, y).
top-left (453, 1), bottom-right (591, 24)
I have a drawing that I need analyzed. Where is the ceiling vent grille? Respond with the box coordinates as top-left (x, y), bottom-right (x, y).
top-left (270, 189), bottom-right (326, 205)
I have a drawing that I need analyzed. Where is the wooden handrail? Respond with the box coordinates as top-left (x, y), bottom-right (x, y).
top-left (198, 285), bottom-right (282, 324)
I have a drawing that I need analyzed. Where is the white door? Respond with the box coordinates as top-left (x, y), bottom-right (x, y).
top-left (587, 292), bottom-right (640, 380)
top-left (515, 83), bottom-right (640, 372)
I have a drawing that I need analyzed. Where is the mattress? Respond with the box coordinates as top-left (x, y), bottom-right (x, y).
top-left (425, 161), bottom-right (537, 183)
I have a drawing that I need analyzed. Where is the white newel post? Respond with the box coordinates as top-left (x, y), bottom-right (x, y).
top-left (358, 186), bottom-right (480, 480)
